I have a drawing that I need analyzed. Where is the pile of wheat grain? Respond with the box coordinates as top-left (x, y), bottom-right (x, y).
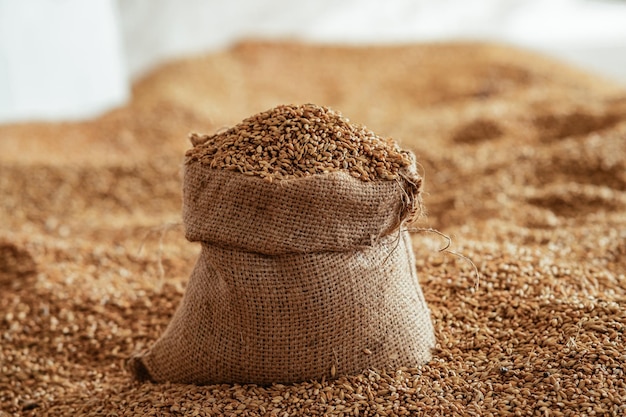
top-left (1, 41), bottom-right (626, 417)
top-left (186, 104), bottom-right (412, 182)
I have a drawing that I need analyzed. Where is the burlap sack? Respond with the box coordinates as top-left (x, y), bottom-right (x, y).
top-left (129, 157), bottom-right (435, 385)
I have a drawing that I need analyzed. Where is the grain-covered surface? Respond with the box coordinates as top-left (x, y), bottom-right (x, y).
top-left (1, 41), bottom-right (626, 416)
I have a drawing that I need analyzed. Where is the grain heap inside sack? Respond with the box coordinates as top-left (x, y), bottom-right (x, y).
top-left (186, 103), bottom-right (415, 182)
top-left (129, 103), bottom-right (435, 385)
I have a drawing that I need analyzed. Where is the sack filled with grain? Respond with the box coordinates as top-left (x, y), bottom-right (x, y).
top-left (129, 104), bottom-right (435, 385)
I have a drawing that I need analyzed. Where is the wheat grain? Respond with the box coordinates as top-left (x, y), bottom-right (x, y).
top-left (186, 104), bottom-right (413, 182)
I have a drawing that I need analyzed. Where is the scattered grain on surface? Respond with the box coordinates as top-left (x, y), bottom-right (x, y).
top-left (1, 41), bottom-right (626, 416)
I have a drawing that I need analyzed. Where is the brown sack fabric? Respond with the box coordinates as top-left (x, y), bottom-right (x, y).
top-left (129, 104), bottom-right (435, 385)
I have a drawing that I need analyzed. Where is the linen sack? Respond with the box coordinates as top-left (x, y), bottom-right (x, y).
top-left (129, 156), bottom-right (435, 385)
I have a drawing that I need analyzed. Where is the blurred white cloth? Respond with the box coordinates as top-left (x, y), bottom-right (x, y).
top-left (0, 0), bottom-right (128, 123)
top-left (1, 0), bottom-right (626, 123)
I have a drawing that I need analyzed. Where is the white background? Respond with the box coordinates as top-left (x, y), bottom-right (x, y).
top-left (1, 0), bottom-right (626, 123)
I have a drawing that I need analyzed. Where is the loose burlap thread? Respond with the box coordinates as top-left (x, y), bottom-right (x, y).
top-left (129, 154), bottom-right (435, 385)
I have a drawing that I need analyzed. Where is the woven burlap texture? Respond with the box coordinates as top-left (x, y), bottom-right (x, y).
top-left (129, 157), bottom-right (435, 385)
